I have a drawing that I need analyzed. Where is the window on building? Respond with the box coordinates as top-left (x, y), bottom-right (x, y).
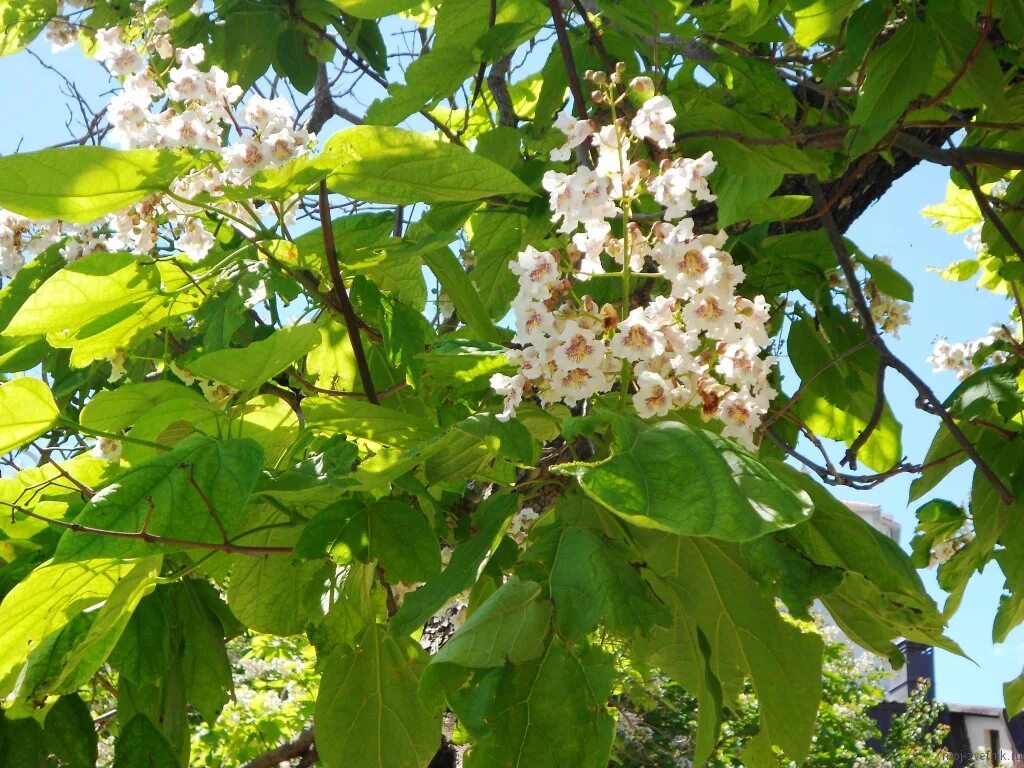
top-left (988, 729), bottom-right (1000, 766)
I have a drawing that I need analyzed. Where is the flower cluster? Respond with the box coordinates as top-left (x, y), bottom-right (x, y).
top-left (929, 526), bottom-right (974, 567)
top-left (830, 256), bottom-right (911, 338)
top-left (1, 17), bottom-right (312, 278)
top-left (927, 325), bottom-right (1013, 381)
top-left (492, 73), bottom-right (776, 449)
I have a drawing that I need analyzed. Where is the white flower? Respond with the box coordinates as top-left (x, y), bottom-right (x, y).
top-left (542, 167), bottom-right (617, 234)
top-left (630, 95), bottom-right (676, 148)
top-left (92, 437), bottom-right (123, 462)
top-left (508, 506), bottom-right (540, 544)
top-left (548, 365), bottom-right (609, 405)
top-left (633, 371), bottom-right (674, 418)
top-left (491, 372), bottom-right (527, 421)
top-left (553, 321), bottom-right (607, 372)
top-left (174, 218), bottom-right (215, 261)
top-left (648, 152), bottom-right (717, 220)
top-left (94, 28), bottom-right (145, 76)
top-left (571, 220), bottom-right (611, 277)
top-left (611, 308), bottom-right (666, 362)
top-left (555, 112), bottom-right (595, 147)
top-left (510, 245), bottom-right (560, 299)
top-left (681, 287), bottom-right (737, 337)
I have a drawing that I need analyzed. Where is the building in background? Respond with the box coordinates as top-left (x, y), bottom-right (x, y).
top-left (839, 502), bottom-right (1023, 767)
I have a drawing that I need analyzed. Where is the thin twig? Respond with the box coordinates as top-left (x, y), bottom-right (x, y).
top-left (318, 181), bottom-right (379, 404)
top-left (809, 180), bottom-right (1014, 503)
top-left (842, 360), bottom-right (886, 470)
top-left (956, 162), bottom-right (1024, 321)
top-left (5, 503), bottom-right (293, 557)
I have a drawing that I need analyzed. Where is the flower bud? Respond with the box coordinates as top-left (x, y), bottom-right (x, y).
top-left (630, 75), bottom-right (655, 95)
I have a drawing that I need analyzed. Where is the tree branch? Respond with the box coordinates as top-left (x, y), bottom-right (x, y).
top-left (809, 180), bottom-right (1014, 504)
top-left (5, 503), bottom-right (293, 558)
top-left (955, 161), bottom-right (1024, 320)
top-left (892, 132), bottom-right (1024, 171)
top-left (239, 729), bottom-right (315, 768)
top-left (547, 0), bottom-right (589, 121)
top-left (318, 180), bottom-right (379, 405)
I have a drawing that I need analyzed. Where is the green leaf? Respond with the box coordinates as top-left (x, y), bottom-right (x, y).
top-left (772, 462), bottom-right (958, 655)
top-left (12, 555), bottom-right (161, 700)
top-left (860, 255), bottom-right (914, 301)
top-left (109, 590), bottom-right (172, 688)
top-left (469, 210), bottom-right (526, 319)
top-left (315, 624), bottom-right (441, 768)
top-left (4, 252), bottom-right (160, 337)
top-left (0, 558), bottom-right (137, 693)
top-left (420, 245), bottom-right (504, 342)
top-left (294, 498), bottom-right (441, 584)
top-left (44, 695), bottom-right (97, 768)
top-left (790, 0), bottom-right (860, 47)
top-left (848, 19), bottom-right (937, 157)
top-left (53, 436), bottom-right (264, 562)
top-left (368, 500), bottom-right (442, 584)
top-left (214, 5), bottom-right (277, 89)
top-left (0, 147), bottom-right (192, 223)
top-left (927, 0), bottom-right (1007, 112)
top-left (294, 500), bottom-right (369, 563)
top-left (170, 581), bottom-right (235, 723)
top-left (634, 614), bottom-right (722, 764)
top-left (0, 378), bottom-right (59, 454)
top-left (910, 499), bottom-right (965, 567)
top-left (0, 0), bottom-right (57, 56)
top-left (324, 126), bottom-right (534, 204)
top-left (555, 419), bottom-right (811, 540)
top-left (994, 591), bottom-right (1024, 644)
top-left (275, 27), bottom-right (317, 93)
top-left (392, 494), bottom-right (515, 636)
top-left (81, 381), bottom-right (205, 432)
top-left (116, 663), bottom-right (189, 766)
top-left (432, 579), bottom-right (551, 667)
top-left (823, 0), bottom-right (888, 84)
top-left (525, 512), bottom-right (668, 638)
top-left (304, 397), bottom-right (439, 448)
top-left (0, 714), bottom-right (42, 766)
top-left (185, 324), bottom-right (321, 392)
top-left (637, 531), bottom-right (823, 763)
top-left (227, 507), bottom-right (321, 635)
top-left (740, 194), bottom-right (813, 225)
top-left (922, 182), bottom-right (980, 234)
top-left (328, 0), bottom-right (422, 19)
top-left (364, 0), bottom-right (545, 125)
top-left (1006, 672), bottom-right (1024, 717)
top-left (113, 715), bottom-right (181, 768)
top-left (455, 639), bottom-right (615, 768)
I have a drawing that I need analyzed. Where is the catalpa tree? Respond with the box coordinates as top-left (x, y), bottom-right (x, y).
top-left (0, 0), bottom-right (1020, 766)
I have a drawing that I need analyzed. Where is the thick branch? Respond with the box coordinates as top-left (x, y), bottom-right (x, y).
top-left (893, 133), bottom-right (1024, 171)
top-left (547, 0), bottom-right (589, 121)
top-left (240, 729), bottom-right (315, 768)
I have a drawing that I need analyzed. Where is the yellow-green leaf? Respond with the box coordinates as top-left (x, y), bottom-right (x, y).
top-left (0, 377), bottom-right (59, 454)
top-left (324, 126), bottom-right (534, 204)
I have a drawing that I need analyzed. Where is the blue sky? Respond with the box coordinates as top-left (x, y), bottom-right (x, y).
top-left (1, 39), bottom-right (1020, 707)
